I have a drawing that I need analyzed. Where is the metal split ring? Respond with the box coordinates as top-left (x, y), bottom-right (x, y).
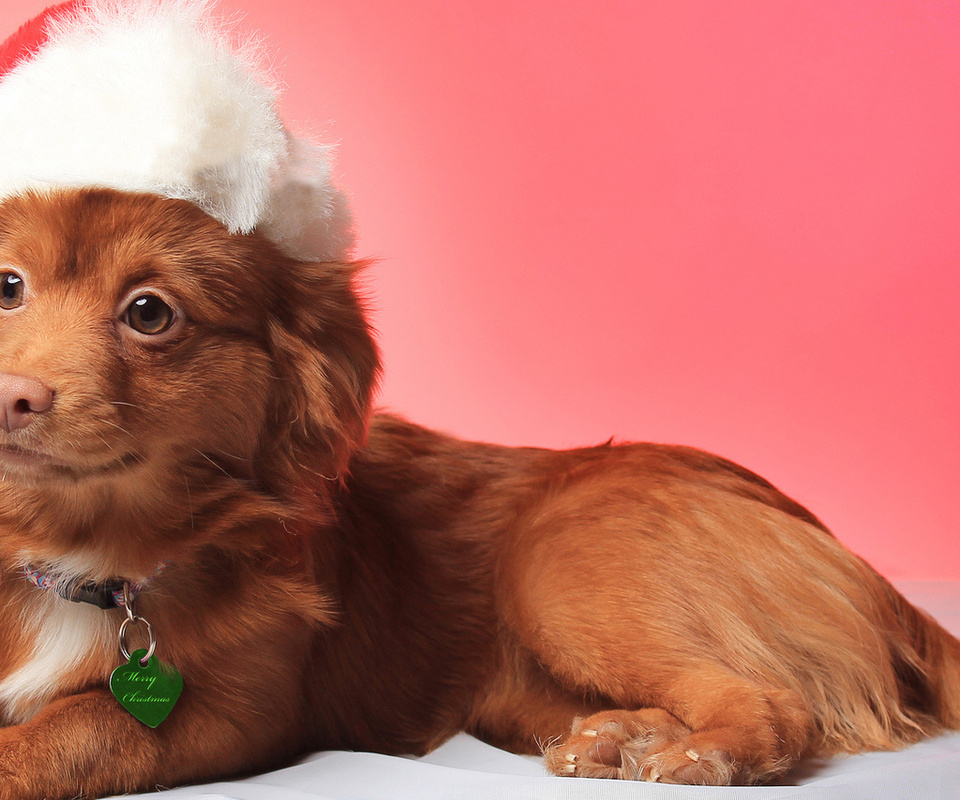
top-left (118, 614), bottom-right (156, 664)
top-left (122, 582), bottom-right (137, 622)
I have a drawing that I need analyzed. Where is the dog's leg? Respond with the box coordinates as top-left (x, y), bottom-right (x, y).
top-left (0, 684), bottom-right (304, 800)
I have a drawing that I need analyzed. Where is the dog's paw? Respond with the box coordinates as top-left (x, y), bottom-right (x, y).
top-left (635, 742), bottom-right (736, 785)
top-left (544, 709), bottom-right (742, 785)
top-left (543, 708), bottom-right (693, 781)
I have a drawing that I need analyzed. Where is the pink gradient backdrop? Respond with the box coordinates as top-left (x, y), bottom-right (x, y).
top-left (2, 1), bottom-right (958, 578)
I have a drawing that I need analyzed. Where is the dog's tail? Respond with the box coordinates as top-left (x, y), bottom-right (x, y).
top-left (879, 578), bottom-right (960, 731)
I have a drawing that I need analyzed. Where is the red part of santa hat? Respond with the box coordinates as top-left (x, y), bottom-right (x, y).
top-left (0, 0), bottom-right (353, 262)
top-left (0, 2), bottom-right (82, 78)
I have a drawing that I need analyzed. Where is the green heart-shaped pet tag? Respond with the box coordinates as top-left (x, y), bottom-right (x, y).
top-left (110, 649), bottom-right (183, 728)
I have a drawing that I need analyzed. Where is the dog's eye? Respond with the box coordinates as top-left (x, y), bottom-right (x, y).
top-left (123, 294), bottom-right (174, 335)
top-left (0, 272), bottom-right (24, 310)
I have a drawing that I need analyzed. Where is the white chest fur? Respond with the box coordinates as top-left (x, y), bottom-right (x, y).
top-left (0, 593), bottom-right (115, 724)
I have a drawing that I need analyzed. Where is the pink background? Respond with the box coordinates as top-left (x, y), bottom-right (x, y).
top-left (2, 1), bottom-right (958, 579)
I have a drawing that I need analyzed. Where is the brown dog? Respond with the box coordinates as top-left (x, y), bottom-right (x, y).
top-left (0, 187), bottom-right (955, 798)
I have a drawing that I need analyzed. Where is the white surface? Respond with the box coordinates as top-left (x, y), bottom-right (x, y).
top-left (120, 581), bottom-right (960, 800)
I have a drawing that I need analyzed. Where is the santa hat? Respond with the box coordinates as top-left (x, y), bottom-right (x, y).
top-left (0, 0), bottom-right (353, 262)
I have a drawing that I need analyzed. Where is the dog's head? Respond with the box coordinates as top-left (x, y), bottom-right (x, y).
top-left (0, 188), bottom-right (379, 570)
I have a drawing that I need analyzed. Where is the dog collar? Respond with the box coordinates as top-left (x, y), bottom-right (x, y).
top-left (22, 566), bottom-right (151, 609)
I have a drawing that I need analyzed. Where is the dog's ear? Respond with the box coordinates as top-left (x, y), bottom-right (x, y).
top-left (257, 256), bottom-right (380, 515)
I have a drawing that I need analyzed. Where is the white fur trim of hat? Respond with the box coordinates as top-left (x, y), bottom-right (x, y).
top-left (0, 0), bottom-right (353, 262)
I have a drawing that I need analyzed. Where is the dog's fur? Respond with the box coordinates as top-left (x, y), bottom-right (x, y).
top-left (0, 188), bottom-right (955, 797)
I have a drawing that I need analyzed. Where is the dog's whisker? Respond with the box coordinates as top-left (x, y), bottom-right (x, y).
top-left (210, 447), bottom-right (252, 463)
top-left (192, 449), bottom-right (243, 486)
top-left (97, 418), bottom-right (135, 438)
top-left (180, 469), bottom-right (195, 530)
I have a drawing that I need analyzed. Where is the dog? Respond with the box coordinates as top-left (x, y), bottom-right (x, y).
top-left (0, 186), bottom-right (955, 799)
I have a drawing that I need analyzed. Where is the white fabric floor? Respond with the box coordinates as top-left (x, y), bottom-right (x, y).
top-left (123, 582), bottom-right (960, 800)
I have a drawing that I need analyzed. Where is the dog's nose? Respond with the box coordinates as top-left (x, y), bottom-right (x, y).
top-left (0, 374), bottom-right (54, 432)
